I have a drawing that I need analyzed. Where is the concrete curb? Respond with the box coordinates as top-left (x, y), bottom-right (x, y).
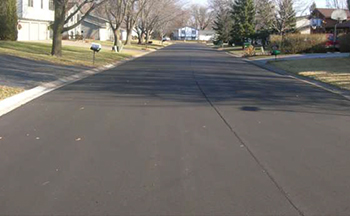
top-left (225, 52), bottom-right (350, 101)
top-left (0, 50), bottom-right (154, 118)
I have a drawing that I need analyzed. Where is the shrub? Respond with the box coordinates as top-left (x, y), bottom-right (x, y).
top-left (339, 34), bottom-right (350, 52)
top-left (0, 0), bottom-right (18, 40)
top-left (243, 45), bottom-right (256, 57)
top-left (269, 34), bottom-right (328, 54)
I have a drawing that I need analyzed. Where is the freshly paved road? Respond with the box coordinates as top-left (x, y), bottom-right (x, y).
top-left (1, 43), bottom-right (350, 215)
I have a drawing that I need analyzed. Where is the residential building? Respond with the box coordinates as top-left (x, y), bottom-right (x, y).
top-left (65, 4), bottom-right (117, 41)
top-left (198, 30), bottom-right (216, 41)
top-left (310, 8), bottom-right (350, 34)
top-left (173, 27), bottom-right (199, 40)
top-left (16, 0), bottom-right (54, 41)
top-left (296, 16), bottom-right (311, 34)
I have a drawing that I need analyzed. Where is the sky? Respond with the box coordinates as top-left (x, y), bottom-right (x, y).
top-left (190, 0), bottom-right (328, 7)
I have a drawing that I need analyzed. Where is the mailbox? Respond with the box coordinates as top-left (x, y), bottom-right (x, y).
top-left (90, 43), bottom-right (102, 52)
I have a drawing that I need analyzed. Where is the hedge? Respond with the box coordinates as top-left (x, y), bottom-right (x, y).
top-left (339, 34), bottom-right (350, 52)
top-left (0, 0), bottom-right (18, 40)
top-left (269, 34), bottom-right (328, 54)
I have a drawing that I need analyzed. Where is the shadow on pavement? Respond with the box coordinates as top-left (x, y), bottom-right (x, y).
top-left (46, 43), bottom-right (350, 117)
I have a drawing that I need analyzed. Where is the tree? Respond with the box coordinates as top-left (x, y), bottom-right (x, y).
top-left (0, 0), bottom-right (18, 40)
top-left (231, 0), bottom-right (256, 45)
top-left (51, 0), bottom-right (106, 56)
top-left (309, 1), bottom-right (316, 13)
top-left (255, 0), bottom-right (275, 46)
top-left (326, 0), bottom-right (348, 9)
top-left (190, 4), bottom-right (214, 30)
top-left (273, 0), bottom-right (296, 36)
top-left (212, 6), bottom-right (232, 43)
top-left (124, 0), bottom-right (147, 45)
top-left (104, 0), bottom-right (130, 50)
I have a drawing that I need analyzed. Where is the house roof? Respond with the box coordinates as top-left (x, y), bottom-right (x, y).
top-left (338, 20), bottom-right (350, 28)
top-left (199, 30), bottom-right (215, 35)
top-left (313, 8), bottom-right (350, 18)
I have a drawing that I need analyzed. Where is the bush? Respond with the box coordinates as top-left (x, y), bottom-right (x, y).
top-left (270, 34), bottom-right (328, 54)
top-left (0, 0), bottom-right (18, 40)
top-left (243, 45), bottom-right (256, 57)
top-left (339, 34), bottom-right (350, 52)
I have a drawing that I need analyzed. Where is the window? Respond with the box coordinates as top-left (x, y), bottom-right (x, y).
top-left (28, 0), bottom-right (34, 7)
top-left (192, 30), bottom-right (196, 35)
top-left (41, 0), bottom-right (43, 9)
top-left (49, 0), bottom-right (54, 10)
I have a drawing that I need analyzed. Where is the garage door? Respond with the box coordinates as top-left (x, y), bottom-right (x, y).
top-left (18, 22), bottom-right (30, 41)
top-left (39, 23), bottom-right (48, 40)
top-left (30, 23), bottom-right (39, 41)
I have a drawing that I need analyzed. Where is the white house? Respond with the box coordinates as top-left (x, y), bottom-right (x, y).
top-left (16, 0), bottom-right (54, 41)
top-left (296, 16), bottom-right (311, 34)
top-left (198, 30), bottom-right (216, 41)
top-left (173, 27), bottom-right (199, 40)
top-left (65, 5), bottom-right (131, 41)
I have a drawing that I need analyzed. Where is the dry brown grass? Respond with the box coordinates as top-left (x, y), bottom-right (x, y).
top-left (0, 86), bottom-right (24, 100)
top-left (270, 58), bottom-right (350, 90)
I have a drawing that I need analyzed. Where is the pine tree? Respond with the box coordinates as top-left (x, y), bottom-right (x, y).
top-left (273, 0), bottom-right (296, 36)
top-left (309, 1), bottom-right (317, 14)
top-left (347, 0), bottom-right (350, 10)
top-left (255, 0), bottom-right (275, 46)
top-left (213, 6), bottom-right (232, 43)
top-left (231, 0), bottom-right (255, 45)
top-left (0, 0), bottom-right (18, 40)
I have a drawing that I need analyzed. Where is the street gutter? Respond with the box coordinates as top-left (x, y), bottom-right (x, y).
top-left (0, 50), bottom-right (156, 118)
top-left (224, 51), bottom-right (350, 101)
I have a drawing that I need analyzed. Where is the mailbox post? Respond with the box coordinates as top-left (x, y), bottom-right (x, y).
top-left (90, 43), bottom-right (102, 65)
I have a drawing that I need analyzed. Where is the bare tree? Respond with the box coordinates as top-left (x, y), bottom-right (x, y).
top-left (104, 0), bottom-right (129, 50)
top-left (272, 0), bottom-right (296, 36)
top-left (326, 0), bottom-right (348, 8)
top-left (190, 4), bottom-right (214, 30)
top-left (124, 0), bottom-right (147, 45)
top-left (51, 0), bottom-right (106, 56)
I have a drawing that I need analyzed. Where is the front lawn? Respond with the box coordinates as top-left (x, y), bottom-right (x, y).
top-left (270, 58), bottom-right (350, 90)
top-left (0, 41), bottom-right (133, 67)
top-left (0, 86), bottom-right (24, 100)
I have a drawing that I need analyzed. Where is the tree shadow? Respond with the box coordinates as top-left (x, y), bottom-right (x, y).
top-left (47, 43), bottom-right (350, 117)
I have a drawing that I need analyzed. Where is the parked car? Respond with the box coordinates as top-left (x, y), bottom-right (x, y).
top-left (162, 37), bottom-right (171, 42)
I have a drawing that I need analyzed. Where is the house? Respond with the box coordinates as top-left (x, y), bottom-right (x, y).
top-left (173, 27), bottom-right (199, 40)
top-left (65, 4), bottom-right (120, 41)
top-left (198, 30), bottom-right (216, 41)
top-left (16, 0), bottom-right (55, 41)
top-left (310, 8), bottom-right (350, 34)
top-left (296, 16), bottom-right (311, 34)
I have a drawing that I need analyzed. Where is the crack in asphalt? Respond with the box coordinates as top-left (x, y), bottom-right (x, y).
top-left (190, 55), bottom-right (305, 216)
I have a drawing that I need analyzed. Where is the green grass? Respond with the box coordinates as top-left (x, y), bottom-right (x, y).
top-left (0, 86), bottom-right (24, 100)
top-left (270, 58), bottom-right (350, 90)
top-left (0, 41), bottom-right (133, 67)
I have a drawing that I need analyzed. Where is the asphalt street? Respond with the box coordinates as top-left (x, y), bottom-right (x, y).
top-left (1, 43), bottom-right (350, 215)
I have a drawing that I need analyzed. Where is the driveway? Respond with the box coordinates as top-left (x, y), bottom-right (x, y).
top-left (0, 43), bottom-right (350, 215)
top-left (0, 55), bottom-right (88, 89)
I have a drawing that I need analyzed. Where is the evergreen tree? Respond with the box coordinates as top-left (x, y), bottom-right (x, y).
top-left (213, 6), bottom-right (232, 43)
top-left (0, 0), bottom-right (18, 40)
top-left (273, 0), bottom-right (296, 36)
top-left (255, 0), bottom-right (275, 46)
top-left (347, 0), bottom-right (350, 10)
top-left (231, 0), bottom-right (255, 45)
top-left (309, 1), bottom-right (317, 14)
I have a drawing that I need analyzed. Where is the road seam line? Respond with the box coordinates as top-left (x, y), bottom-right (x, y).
top-left (190, 54), bottom-right (305, 216)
